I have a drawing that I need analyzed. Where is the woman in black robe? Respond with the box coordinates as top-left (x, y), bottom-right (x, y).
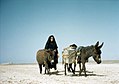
top-left (45, 35), bottom-right (58, 70)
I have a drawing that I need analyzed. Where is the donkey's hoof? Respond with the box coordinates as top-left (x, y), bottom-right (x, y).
top-left (72, 70), bottom-right (75, 74)
top-left (85, 74), bottom-right (87, 77)
top-left (79, 74), bottom-right (81, 76)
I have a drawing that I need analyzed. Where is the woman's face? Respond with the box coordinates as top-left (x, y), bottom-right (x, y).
top-left (50, 37), bottom-right (54, 42)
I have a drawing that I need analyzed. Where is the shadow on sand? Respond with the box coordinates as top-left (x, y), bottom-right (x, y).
top-left (48, 70), bottom-right (105, 77)
top-left (70, 70), bottom-right (105, 77)
top-left (49, 70), bottom-right (64, 75)
top-left (70, 73), bottom-right (105, 77)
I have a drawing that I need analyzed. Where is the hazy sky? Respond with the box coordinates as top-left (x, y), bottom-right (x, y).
top-left (0, 0), bottom-right (119, 63)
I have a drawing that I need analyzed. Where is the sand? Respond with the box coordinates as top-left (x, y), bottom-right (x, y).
top-left (0, 62), bottom-right (119, 84)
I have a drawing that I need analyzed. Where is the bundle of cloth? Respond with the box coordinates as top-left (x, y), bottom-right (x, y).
top-left (62, 44), bottom-right (77, 64)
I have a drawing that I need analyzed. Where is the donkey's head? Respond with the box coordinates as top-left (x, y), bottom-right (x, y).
top-left (93, 41), bottom-right (104, 64)
top-left (46, 49), bottom-right (55, 62)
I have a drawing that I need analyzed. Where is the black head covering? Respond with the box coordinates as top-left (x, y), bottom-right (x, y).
top-left (47, 35), bottom-right (56, 43)
top-left (45, 35), bottom-right (58, 50)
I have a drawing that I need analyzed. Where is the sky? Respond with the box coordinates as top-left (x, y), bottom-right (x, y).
top-left (0, 0), bottom-right (119, 63)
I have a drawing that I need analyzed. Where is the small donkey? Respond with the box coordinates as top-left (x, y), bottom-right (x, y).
top-left (77, 41), bottom-right (104, 76)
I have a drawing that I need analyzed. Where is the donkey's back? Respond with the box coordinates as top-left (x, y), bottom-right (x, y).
top-left (36, 49), bottom-right (47, 64)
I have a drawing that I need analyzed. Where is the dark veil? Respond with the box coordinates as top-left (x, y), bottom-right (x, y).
top-left (45, 35), bottom-right (58, 49)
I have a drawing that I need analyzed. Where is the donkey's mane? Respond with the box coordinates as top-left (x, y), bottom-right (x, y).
top-left (80, 45), bottom-right (95, 57)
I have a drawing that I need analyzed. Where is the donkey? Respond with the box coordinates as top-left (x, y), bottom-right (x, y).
top-left (62, 44), bottom-right (77, 75)
top-left (77, 41), bottom-right (104, 76)
top-left (36, 49), bottom-right (55, 74)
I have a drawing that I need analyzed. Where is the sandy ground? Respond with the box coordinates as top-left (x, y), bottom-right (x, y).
top-left (0, 63), bottom-right (119, 84)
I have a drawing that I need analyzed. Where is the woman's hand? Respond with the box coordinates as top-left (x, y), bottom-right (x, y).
top-left (57, 53), bottom-right (59, 58)
top-left (54, 49), bottom-right (56, 52)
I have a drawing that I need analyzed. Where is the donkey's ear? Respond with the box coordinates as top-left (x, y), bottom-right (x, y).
top-left (98, 42), bottom-right (104, 49)
top-left (95, 41), bottom-right (99, 47)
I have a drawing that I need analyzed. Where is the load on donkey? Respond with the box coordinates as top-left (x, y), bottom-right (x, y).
top-left (62, 44), bottom-right (77, 75)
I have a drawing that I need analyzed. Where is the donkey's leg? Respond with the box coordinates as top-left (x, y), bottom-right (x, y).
top-left (64, 63), bottom-right (67, 75)
top-left (79, 63), bottom-right (82, 76)
top-left (45, 67), bottom-right (47, 74)
top-left (79, 63), bottom-right (81, 72)
top-left (46, 66), bottom-right (50, 74)
top-left (79, 62), bottom-right (86, 76)
top-left (74, 63), bottom-right (76, 73)
top-left (83, 63), bottom-right (87, 77)
top-left (47, 68), bottom-right (50, 74)
top-left (69, 64), bottom-right (75, 74)
top-left (67, 64), bottom-right (71, 72)
top-left (45, 66), bottom-right (49, 74)
top-left (39, 64), bottom-right (42, 74)
top-left (54, 63), bottom-right (57, 70)
top-left (44, 61), bottom-right (49, 74)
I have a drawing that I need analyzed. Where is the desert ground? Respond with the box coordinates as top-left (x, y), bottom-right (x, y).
top-left (0, 61), bottom-right (119, 84)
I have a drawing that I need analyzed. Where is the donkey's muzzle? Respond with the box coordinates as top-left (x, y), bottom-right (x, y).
top-left (97, 59), bottom-right (101, 64)
top-left (51, 60), bottom-right (54, 63)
